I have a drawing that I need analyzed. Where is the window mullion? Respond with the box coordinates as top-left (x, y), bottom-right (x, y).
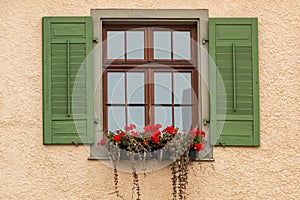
top-left (124, 71), bottom-right (128, 126)
top-left (171, 70), bottom-right (175, 126)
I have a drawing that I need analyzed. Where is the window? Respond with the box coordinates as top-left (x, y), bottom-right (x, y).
top-left (102, 25), bottom-right (198, 132)
top-left (42, 10), bottom-right (259, 160)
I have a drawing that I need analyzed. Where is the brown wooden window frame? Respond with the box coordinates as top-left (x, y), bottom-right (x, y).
top-left (102, 24), bottom-right (198, 131)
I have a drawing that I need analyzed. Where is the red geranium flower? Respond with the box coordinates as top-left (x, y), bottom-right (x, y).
top-left (96, 138), bottom-right (107, 146)
top-left (100, 138), bottom-right (106, 145)
top-left (163, 126), bottom-right (177, 134)
top-left (200, 130), bottom-right (206, 137)
top-left (155, 124), bottom-right (162, 129)
top-left (152, 130), bottom-right (161, 138)
top-left (113, 135), bottom-right (122, 143)
top-left (131, 131), bottom-right (139, 137)
top-left (117, 130), bottom-right (125, 136)
top-left (124, 125), bottom-right (132, 131)
top-left (144, 124), bottom-right (161, 132)
top-left (130, 124), bottom-right (136, 129)
top-left (195, 143), bottom-right (203, 151)
top-left (143, 125), bottom-right (151, 132)
top-left (152, 135), bottom-right (159, 144)
top-left (188, 128), bottom-right (205, 137)
top-left (142, 140), bottom-right (148, 146)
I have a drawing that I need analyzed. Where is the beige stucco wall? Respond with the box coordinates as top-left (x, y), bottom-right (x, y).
top-left (0, 0), bottom-right (299, 199)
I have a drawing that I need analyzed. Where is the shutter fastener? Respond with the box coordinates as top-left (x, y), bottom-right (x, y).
top-left (203, 119), bottom-right (210, 126)
top-left (93, 37), bottom-right (99, 43)
top-left (94, 118), bottom-right (99, 124)
top-left (219, 142), bottom-right (226, 148)
top-left (72, 141), bottom-right (79, 147)
top-left (202, 37), bottom-right (209, 45)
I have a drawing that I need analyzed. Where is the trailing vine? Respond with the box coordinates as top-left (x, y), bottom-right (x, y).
top-left (171, 151), bottom-right (189, 200)
top-left (98, 124), bottom-right (205, 200)
top-left (130, 153), bottom-right (141, 200)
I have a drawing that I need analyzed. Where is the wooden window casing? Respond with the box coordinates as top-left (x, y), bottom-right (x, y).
top-left (103, 24), bottom-right (198, 131)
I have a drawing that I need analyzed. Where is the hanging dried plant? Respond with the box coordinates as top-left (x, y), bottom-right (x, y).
top-left (98, 124), bottom-right (205, 200)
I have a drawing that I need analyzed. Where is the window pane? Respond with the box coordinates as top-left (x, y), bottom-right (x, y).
top-left (108, 106), bottom-right (126, 131)
top-left (174, 106), bottom-right (192, 131)
top-left (173, 31), bottom-right (191, 60)
top-left (154, 31), bottom-right (171, 59)
top-left (154, 72), bottom-right (172, 104)
top-left (155, 106), bottom-right (172, 128)
top-left (174, 72), bottom-right (192, 104)
top-left (127, 31), bottom-right (144, 59)
top-left (127, 72), bottom-right (145, 103)
top-left (107, 31), bottom-right (125, 59)
top-left (108, 72), bottom-right (125, 103)
top-left (128, 106), bottom-right (145, 131)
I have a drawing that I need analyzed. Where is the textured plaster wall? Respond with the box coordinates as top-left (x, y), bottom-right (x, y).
top-left (0, 0), bottom-right (299, 199)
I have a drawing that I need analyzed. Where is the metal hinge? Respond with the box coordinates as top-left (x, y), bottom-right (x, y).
top-left (202, 37), bottom-right (209, 45)
top-left (94, 118), bottom-right (99, 124)
top-left (203, 119), bottom-right (210, 126)
top-left (93, 37), bottom-right (99, 43)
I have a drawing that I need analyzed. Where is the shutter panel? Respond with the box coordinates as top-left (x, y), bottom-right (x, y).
top-left (209, 18), bottom-right (259, 146)
top-left (43, 17), bottom-right (94, 144)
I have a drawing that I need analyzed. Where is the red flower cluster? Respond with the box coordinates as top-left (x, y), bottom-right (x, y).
top-left (124, 124), bottom-right (136, 131)
top-left (188, 128), bottom-right (205, 137)
top-left (151, 130), bottom-right (161, 143)
top-left (113, 135), bottom-right (122, 143)
top-left (96, 138), bottom-right (107, 146)
top-left (131, 131), bottom-right (139, 137)
top-left (162, 126), bottom-right (177, 134)
top-left (143, 124), bottom-right (162, 132)
top-left (99, 124), bottom-right (205, 153)
top-left (195, 143), bottom-right (203, 151)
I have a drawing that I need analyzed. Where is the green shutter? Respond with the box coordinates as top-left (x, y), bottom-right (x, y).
top-left (43, 17), bottom-right (94, 144)
top-left (209, 18), bottom-right (259, 146)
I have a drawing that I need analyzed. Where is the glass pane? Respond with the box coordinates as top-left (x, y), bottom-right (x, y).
top-left (108, 72), bottom-right (125, 103)
top-left (107, 31), bottom-right (125, 59)
top-left (154, 31), bottom-right (171, 59)
top-left (127, 72), bottom-right (145, 103)
top-left (174, 106), bottom-right (192, 131)
top-left (128, 106), bottom-right (145, 131)
top-left (174, 72), bottom-right (192, 104)
top-left (154, 72), bottom-right (172, 104)
top-left (127, 31), bottom-right (144, 59)
top-left (155, 106), bottom-right (172, 128)
top-left (173, 31), bottom-right (191, 60)
top-left (108, 106), bottom-right (126, 131)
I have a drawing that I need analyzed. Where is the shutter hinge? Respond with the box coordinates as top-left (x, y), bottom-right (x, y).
top-left (203, 119), bottom-right (210, 126)
top-left (93, 37), bottom-right (99, 43)
top-left (94, 118), bottom-right (99, 124)
top-left (202, 37), bottom-right (209, 45)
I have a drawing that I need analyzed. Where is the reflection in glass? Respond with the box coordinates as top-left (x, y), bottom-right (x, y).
top-left (108, 72), bottom-right (125, 103)
top-left (175, 106), bottom-right (192, 131)
top-left (154, 73), bottom-right (172, 104)
top-left (174, 72), bottom-right (192, 104)
top-left (128, 106), bottom-right (145, 131)
top-left (127, 31), bottom-right (144, 59)
top-left (127, 72), bottom-right (144, 103)
top-left (107, 31), bottom-right (125, 59)
top-left (154, 31), bottom-right (171, 59)
top-left (173, 31), bottom-right (191, 60)
top-left (108, 106), bottom-right (126, 131)
top-left (155, 106), bottom-right (172, 128)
